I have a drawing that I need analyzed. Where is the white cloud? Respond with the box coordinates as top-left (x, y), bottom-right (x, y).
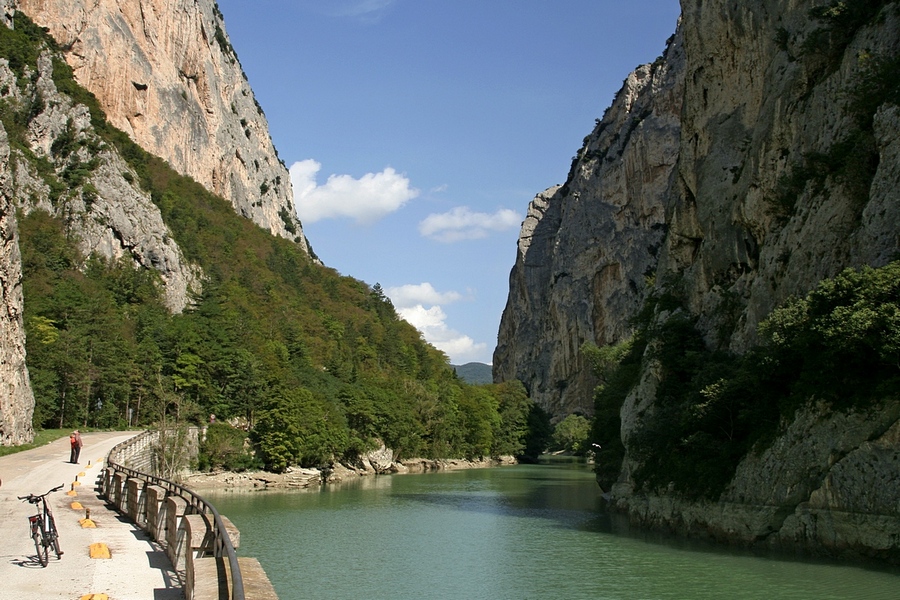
top-left (386, 283), bottom-right (485, 363)
top-left (333, 0), bottom-right (396, 19)
top-left (385, 282), bottom-right (462, 308)
top-left (419, 206), bottom-right (521, 243)
top-left (396, 305), bottom-right (487, 363)
top-left (298, 0), bottom-right (397, 21)
top-left (290, 159), bottom-right (419, 224)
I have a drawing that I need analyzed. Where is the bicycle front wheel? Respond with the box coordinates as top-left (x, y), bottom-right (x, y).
top-left (33, 528), bottom-right (48, 567)
top-left (47, 515), bottom-right (63, 558)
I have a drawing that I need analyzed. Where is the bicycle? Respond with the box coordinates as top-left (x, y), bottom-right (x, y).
top-left (18, 484), bottom-right (65, 567)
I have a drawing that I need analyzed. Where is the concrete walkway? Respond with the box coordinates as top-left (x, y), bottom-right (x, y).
top-left (0, 431), bottom-right (184, 600)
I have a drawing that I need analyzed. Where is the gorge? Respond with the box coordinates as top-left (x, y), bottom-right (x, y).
top-left (495, 0), bottom-right (900, 562)
top-left (0, 0), bottom-right (898, 567)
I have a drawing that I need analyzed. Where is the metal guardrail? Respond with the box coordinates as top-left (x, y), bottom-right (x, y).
top-left (104, 431), bottom-right (245, 600)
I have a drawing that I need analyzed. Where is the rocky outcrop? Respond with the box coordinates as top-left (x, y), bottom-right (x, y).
top-left (2, 47), bottom-right (199, 311)
top-left (494, 29), bottom-right (684, 416)
top-left (1, 0), bottom-right (12, 27)
top-left (662, 1), bottom-right (900, 352)
top-left (0, 122), bottom-right (35, 446)
top-left (16, 0), bottom-right (310, 252)
top-left (613, 400), bottom-right (900, 562)
top-left (495, 0), bottom-right (900, 560)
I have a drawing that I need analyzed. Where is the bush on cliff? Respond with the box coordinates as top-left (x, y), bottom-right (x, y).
top-left (594, 261), bottom-right (900, 499)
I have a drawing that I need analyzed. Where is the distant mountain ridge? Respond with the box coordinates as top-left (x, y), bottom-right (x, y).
top-left (452, 362), bottom-right (492, 385)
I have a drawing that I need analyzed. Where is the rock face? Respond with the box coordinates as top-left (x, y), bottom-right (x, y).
top-left (663, 1), bottom-right (900, 352)
top-left (0, 5), bottom-right (214, 442)
top-left (0, 123), bottom-right (35, 446)
top-left (494, 30), bottom-right (684, 416)
top-left (615, 400), bottom-right (900, 561)
top-left (16, 0), bottom-right (310, 252)
top-left (495, 0), bottom-right (900, 560)
top-left (2, 47), bottom-right (199, 311)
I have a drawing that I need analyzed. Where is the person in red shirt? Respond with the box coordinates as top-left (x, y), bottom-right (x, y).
top-left (69, 430), bottom-right (83, 464)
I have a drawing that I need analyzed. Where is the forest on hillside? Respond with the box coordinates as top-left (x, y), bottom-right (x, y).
top-left (1, 14), bottom-right (551, 472)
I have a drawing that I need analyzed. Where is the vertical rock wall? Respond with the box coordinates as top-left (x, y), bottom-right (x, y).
top-left (496, 0), bottom-right (900, 418)
top-left (495, 0), bottom-right (900, 559)
top-left (662, 0), bottom-right (900, 353)
top-left (494, 30), bottom-right (684, 417)
top-left (17, 0), bottom-right (311, 252)
top-left (0, 123), bottom-right (35, 446)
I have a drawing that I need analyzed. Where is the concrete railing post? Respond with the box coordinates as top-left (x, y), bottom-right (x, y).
top-left (165, 495), bottom-right (189, 570)
top-left (125, 478), bottom-right (144, 525)
top-left (144, 485), bottom-right (167, 542)
top-left (112, 471), bottom-right (127, 510)
top-left (182, 513), bottom-right (211, 600)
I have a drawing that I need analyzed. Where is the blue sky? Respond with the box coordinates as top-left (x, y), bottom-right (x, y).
top-left (215, 0), bottom-right (681, 365)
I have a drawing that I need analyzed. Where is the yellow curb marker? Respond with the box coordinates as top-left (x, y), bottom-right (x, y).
top-left (66, 490), bottom-right (78, 497)
top-left (78, 472), bottom-right (86, 477)
top-left (89, 543), bottom-right (111, 559)
top-left (79, 518), bottom-right (97, 528)
top-left (72, 481), bottom-right (81, 487)
top-left (80, 594), bottom-right (108, 600)
top-left (70, 502), bottom-right (83, 510)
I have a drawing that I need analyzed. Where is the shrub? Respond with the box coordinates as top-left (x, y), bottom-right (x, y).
top-left (198, 422), bottom-right (258, 471)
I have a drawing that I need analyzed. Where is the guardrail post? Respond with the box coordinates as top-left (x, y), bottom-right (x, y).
top-left (182, 513), bottom-right (212, 600)
top-left (125, 478), bottom-right (144, 525)
top-left (165, 495), bottom-right (189, 570)
top-left (99, 467), bottom-right (112, 499)
top-left (112, 471), bottom-right (127, 510)
top-left (220, 516), bottom-right (241, 550)
top-left (144, 485), bottom-right (168, 542)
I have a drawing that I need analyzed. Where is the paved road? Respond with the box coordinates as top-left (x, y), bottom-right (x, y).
top-left (0, 431), bottom-right (184, 600)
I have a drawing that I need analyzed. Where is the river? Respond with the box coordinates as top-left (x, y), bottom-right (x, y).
top-left (205, 461), bottom-right (900, 600)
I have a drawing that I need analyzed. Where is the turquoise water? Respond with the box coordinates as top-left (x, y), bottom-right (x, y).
top-left (207, 463), bottom-right (900, 600)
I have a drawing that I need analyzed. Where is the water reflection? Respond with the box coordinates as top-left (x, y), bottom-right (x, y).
top-left (206, 463), bottom-right (900, 600)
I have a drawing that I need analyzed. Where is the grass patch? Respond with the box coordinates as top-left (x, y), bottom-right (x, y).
top-left (0, 429), bottom-right (70, 456)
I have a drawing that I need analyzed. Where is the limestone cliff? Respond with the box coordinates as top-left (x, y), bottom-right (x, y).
top-left (494, 30), bottom-right (684, 416)
top-left (0, 0), bottom-right (309, 443)
top-left (496, 0), bottom-right (900, 560)
top-left (16, 0), bottom-right (310, 252)
top-left (1, 46), bottom-right (199, 311)
top-left (0, 5), bottom-right (211, 442)
top-left (0, 123), bottom-right (35, 445)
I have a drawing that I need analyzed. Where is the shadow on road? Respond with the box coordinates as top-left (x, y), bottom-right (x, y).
top-left (10, 554), bottom-right (59, 569)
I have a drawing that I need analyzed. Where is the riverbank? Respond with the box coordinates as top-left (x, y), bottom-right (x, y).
top-left (181, 455), bottom-right (517, 491)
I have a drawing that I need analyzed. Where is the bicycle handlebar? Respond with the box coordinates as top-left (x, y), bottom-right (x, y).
top-left (17, 484), bottom-right (65, 502)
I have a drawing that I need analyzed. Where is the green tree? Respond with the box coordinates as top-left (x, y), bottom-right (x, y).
top-left (552, 414), bottom-right (591, 454)
top-left (199, 423), bottom-right (257, 471)
top-left (490, 381), bottom-right (533, 457)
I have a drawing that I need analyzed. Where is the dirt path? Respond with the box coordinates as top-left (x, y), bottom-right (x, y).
top-left (0, 431), bottom-right (184, 599)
